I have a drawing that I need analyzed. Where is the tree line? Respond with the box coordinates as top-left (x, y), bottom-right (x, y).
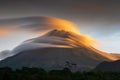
top-left (0, 67), bottom-right (120, 80)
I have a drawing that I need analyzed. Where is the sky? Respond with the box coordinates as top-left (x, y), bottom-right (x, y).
top-left (0, 0), bottom-right (120, 53)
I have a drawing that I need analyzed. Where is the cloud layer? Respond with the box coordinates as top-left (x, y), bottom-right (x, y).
top-left (0, 16), bottom-right (80, 37)
top-left (0, 16), bottom-right (97, 47)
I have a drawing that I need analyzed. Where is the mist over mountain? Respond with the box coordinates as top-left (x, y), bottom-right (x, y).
top-left (0, 29), bottom-right (117, 71)
top-left (0, 50), bottom-right (12, 60)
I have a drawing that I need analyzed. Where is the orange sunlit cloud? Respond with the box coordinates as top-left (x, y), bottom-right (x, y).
top-left (80, 35), bottom-right (98, 46)
top-left (47, 17), bottom-right (80, 34)
top-left (40, 17), bottom-right (98, 47)
top-left (0, 16), bottom-right (99, 48)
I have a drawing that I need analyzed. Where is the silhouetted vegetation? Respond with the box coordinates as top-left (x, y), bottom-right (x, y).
top-left (0, 67), bottom-right (120, 80)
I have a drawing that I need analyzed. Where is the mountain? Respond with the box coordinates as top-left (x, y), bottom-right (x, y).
top-left (0, 16), bottom-right (80, 59)
top-left (94, 60), bottom-right (120, 72)
top-left (0, 29), bottom-right (117, 71)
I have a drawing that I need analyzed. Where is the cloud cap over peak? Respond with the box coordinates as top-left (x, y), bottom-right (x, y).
top-left (0, 16), bottom-right (80, 37)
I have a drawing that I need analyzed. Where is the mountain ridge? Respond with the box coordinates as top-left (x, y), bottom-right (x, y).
top-left (94, 60), bottom-right (120, 72)
top-left (0, 29), bottom-right (118, 71)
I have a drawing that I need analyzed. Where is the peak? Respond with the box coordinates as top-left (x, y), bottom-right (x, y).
top-left (50, 29), bottom-right (71, 34)
top-left (46, 29), bottom-right (72, 38)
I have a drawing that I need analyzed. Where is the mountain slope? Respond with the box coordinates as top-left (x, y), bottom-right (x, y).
top-left (0, 30), bottom-right (117, 71)
top-left (94, 60), bottom-right (120, 72)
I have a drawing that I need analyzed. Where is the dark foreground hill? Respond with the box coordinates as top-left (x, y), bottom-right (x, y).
top-left (94, 60), bottom-right (120, 72)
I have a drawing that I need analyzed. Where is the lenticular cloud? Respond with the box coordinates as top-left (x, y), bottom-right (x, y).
top-left (0, 16), bottom-right (80, 36)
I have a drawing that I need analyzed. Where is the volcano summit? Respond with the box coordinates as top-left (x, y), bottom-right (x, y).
top-left (0, 29), bottom-right (117, 71)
